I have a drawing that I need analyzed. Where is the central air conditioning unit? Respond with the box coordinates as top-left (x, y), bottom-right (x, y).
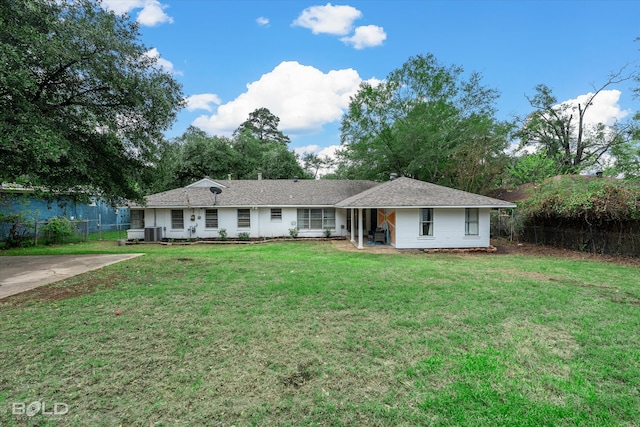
top-left (144, 226), bottom-right (163, 242)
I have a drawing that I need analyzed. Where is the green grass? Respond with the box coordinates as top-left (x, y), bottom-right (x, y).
top-left (1, 241), bottom-right (638, 426)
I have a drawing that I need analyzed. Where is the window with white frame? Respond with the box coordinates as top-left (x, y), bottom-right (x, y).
top-left (296, 208), bottom-right (335, 230)
top-left (420, 208), bottom-right (433, 236)
top-left (270, 208), bottom-right (282, 222)
top-left (205, 209), bottom-right (218, 228)
top-left (171, 210), bottom-right (184, 229)
top-left (130, 210), bottom-right (144, 229)
top-left (465, 208), bottom-right (479, 235)
top-left (237, 209), bottom-right (251, 228)
top-left (323, 208), bottom-right (335, 228)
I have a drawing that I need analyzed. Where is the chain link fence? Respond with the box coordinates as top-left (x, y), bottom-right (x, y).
top-left (0, 216), bottom-right (130, 247)
top-left (520, 226), bottom-right (640, 257)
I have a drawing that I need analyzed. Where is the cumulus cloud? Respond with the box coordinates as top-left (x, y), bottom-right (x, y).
top-left (256, 16), bottom-right (270, 26)
top-left (192, 61), bottom-right (375, 137)
top-left (340, 25), bottom-right (386, 49)
top-left (100, 0), bottom-right (143, 15)
top-left (561, 90), bottom-right (630, 126)
top-left (101, 0), bottom-right (173, 27)
top-left (144, 48), bottom-right (182, 75)
top-left (137, 0), bottom-right (173, 26)
top-left (292, 4), bottom-right (386, 49)
top-left (292, 3), bottom-right (362, 35)
top-left (185, 94), bottom-right (222, 112)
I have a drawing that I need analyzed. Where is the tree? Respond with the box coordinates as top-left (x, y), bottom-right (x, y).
top-left (260, 144), bottom-right (305, 179)
top-left (230, 109), bottom-right (303, 179)
top-left (302, 152), bottom-right (334, 179)
top-left (173, 127), bottom-right (237, 186)
top-left (338, 54), bottom-right (510, 193)
top-left (0, 0), bottom-right (184, 203)
top-left (232, 107), bottom-right (291, 145)
top-left (505, 153), bottom-right (562, 187)
top-left (515, 68), bottom-right (637, 174)
top-left (152, 111), bottom-right (304, 186)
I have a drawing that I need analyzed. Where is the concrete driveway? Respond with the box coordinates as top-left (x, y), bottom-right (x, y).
top-left (0, 254), bottom-right (144, 300)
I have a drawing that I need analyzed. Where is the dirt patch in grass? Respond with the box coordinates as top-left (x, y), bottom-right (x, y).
top-left (492, 238), bottom-right (640, 266)
top-left (0, 272), bottom-right (126, 307)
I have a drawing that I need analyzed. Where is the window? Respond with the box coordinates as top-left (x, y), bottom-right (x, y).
top-left (310, 209), bottom-right (323, 229)
top-left (270, 208), bottom-right (282, 221)
top-left (297, 209), bottom-right (309, 229)
top-left (323, 208), bottom-right (335, 229)
top-left (420, 208), bottom-right (433, 236)
top-left (465, 208), bottom-right (479, 235)
top-left (171, 210), bottom-right (184, 229)
top-left (130, 210), bottom-right (144, 229)
top-left (237, 209), bottom-right (251, 228)
top-left (296, 208), bottom-right (335, 230)
top-left (205, 209), bottom-right (218, 228)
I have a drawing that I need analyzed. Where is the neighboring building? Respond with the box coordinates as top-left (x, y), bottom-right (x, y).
top-left (0, 183), bottom-right (128, 232)
top-left (128, 176), bottom-right (515, 249)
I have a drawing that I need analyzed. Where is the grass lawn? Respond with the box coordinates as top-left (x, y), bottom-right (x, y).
top-left (1, 240), bottom-right (638, 426)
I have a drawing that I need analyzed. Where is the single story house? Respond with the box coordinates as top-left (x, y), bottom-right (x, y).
top-left (128, 176), bottom-right (515, 249)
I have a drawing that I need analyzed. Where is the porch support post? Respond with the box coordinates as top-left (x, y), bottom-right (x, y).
top-left (350, 208), bottom-right (355, 243)
top-left (357, 208), bottom-right (364, 249)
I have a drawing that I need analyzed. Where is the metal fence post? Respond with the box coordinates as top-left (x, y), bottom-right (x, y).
top-left (34, 220), bottom-right (38, 246)
top-left (98, 214), bottom-right (102, 240)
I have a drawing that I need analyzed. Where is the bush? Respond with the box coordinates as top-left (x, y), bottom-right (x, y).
top-left (0, 213), bottom-right (29, 248)
top-left (218, 228), bottom-right (227, 241)
top-left (43, 217), bottom-right (75, 244)
top-left (517, 177), bottom-right (640, 225)
top-left (323, 228), bottom-right (332, 238)
top-left (238, 232), bottom-right (250, 241)
top-left (289, 227), bottom-right (299, 238)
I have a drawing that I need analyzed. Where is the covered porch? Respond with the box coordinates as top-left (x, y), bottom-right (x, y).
top-left (344, 207), bottom-right (396, 249)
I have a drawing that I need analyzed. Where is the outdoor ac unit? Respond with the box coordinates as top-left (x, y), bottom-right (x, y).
top-left (144, 227), bottom-right (163, 242)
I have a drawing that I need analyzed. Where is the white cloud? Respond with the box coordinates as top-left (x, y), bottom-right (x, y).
top-left (137, 0), bottom-right (173, 26)
top-left (560, 90), bottom-right (630, 126)
top-left (185, 94), bottom-right (222, 112)
top-left (293, 145), bottom-right (320, 156)
top-left (144, 48), bottom-right (182, 75)
top-left (256, 16), bottom-right (270, 26)
top-left (101, 0), bottom-right (144, 15)
top-left (292, 3), bottom-right (362, 35)
top-left (192, 61), bottom-right (372, 137)
top-left (340, 25), bottom-right (386, 49)
top-left (101, 0), bottom-right (173, 27)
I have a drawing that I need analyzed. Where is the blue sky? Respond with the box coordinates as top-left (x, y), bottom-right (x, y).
top-left (102, 0), bottom-right (640, 159)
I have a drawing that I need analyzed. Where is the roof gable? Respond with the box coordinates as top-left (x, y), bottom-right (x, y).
top-left (186, 177), bottom-right (226, 188)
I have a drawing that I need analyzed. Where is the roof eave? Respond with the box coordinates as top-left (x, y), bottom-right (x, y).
top-left (336, 204), bottom-right (517, 209)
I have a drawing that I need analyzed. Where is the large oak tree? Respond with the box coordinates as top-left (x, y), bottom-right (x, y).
top-left (0, 0), bottom-right (184, 203)
top-left (337, 54), bottom-right (510, 194)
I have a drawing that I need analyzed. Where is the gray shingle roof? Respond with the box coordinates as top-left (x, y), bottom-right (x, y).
top-left (133, 179), bottom-right (379, 208)
top-left (131, 177), bottom-right (516, 209)
top-left (335, 177), bottom-right (516, 208)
